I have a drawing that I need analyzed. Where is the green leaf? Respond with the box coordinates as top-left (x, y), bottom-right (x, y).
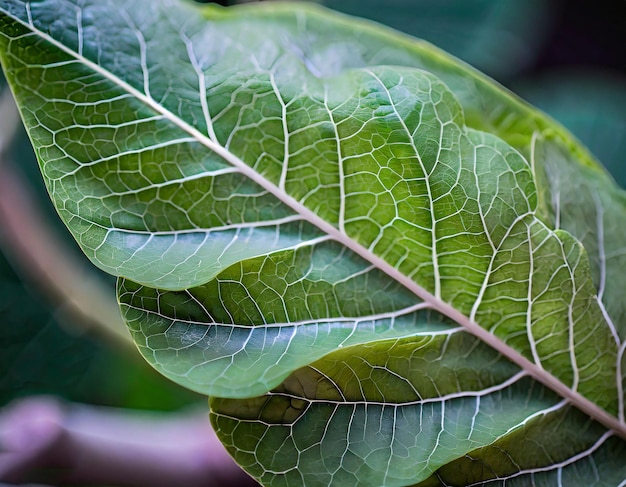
top-left (1, 1), bottom-right (625, 485)
top-left (119, 241), bottom-right (452, 398)
top-left (212, 341), bottom-right (625, 486)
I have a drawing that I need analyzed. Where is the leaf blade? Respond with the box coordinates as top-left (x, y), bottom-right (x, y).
top-left (2, 1), bottom-right (626, 485)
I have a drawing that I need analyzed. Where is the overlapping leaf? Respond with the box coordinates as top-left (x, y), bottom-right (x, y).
top-left (1, 1), bottom-right (625, 485)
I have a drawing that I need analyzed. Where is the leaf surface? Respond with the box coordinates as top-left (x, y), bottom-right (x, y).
top-left (1, 1), bottom-right (625, 485)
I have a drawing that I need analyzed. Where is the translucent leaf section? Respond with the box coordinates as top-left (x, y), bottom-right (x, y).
top-left (424, 407), bottom-right (626, 486)
top-left (119, 240), bottom-right (453, 397)
top-left (211, 334), bottom-right (561, 486)
top-left (534, 134), bottom-right (626, 335)
top-left (0, 3), bottom-right (328, 289)
top-left (212, 338), bottom-right (626, 486)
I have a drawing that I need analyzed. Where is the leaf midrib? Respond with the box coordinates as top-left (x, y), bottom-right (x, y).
top-left (5, 6), bottom-right (625, 439)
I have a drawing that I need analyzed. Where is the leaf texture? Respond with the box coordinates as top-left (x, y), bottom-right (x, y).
top-left (1, 1), bottom-right (625, 485)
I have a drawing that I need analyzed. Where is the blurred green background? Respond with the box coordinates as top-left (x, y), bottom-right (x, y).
top-left (1, 0), bottom-right (624, 413)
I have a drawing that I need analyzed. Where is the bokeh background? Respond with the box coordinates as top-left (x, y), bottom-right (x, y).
top-left (1, 0), bottom-right (624, 417)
